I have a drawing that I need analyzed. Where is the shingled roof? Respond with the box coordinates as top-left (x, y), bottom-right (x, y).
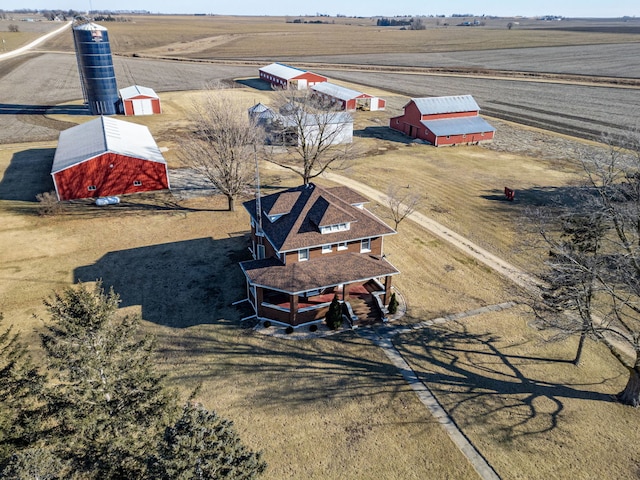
top-left (245, 183), bottom-right (395, 252)
top-left (240, 252), bottom-right (399, 294)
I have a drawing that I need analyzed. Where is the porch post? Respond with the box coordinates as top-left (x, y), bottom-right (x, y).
top-left (342, 283), bottom-right (350, 301)
top-left (383, 276), bottom-right (392, 305)
top-left (255, 287), bottom-right (263, 317)
top-left (289, 294), bottom-right (298, 325)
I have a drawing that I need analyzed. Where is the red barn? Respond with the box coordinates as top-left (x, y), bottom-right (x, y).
top-left (259, 63), bottom-right (327, 90)
top-left (310, 82), bottom-right (386, 111)
top-left (119, 85), bottom-right (161, 116)
top-left (390, 95), bottom-right (495, 146)
top-left (51, 117), bottom-right (170, 201)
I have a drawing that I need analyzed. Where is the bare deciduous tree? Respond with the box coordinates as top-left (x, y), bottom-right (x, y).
top-left (535, 130), bottom-right (640, 405)
top-left (180, 89), bottom-right (263, 211)
top-left (265, 88), bottom-right (355, 185)
top-left (386, 184), bottom-right (422, 230)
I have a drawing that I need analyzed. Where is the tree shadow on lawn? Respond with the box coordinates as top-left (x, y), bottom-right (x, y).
top-left (157, 327), bottom-right (419, 411)
top-left (74, 236), bottom-right (252, 328)
top-left (0, 148), bottom-right (55, 201)
top-left (481, 184), bottom-right (595, 209)
top-left (394, 323), bottom-right (618, 442)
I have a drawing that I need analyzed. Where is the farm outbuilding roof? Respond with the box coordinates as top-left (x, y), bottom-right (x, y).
top-left (421, 116), bottom-right (496, 137)
top-left (259, 62), bottom-right (307, 80)
top-left (311, 82), bottom-right (367, 101)
top-left (412, 95), bottom-right (480, 115)
top-left (119, 85), bottom-right (159, 100)
top-left (52, 116), bottom-right (166, 173)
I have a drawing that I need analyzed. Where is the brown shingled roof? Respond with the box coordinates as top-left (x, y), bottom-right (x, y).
top-left (325, 186), bottom-right (369, 206)
top-left (265, 191), bottom-right (301, 217)
top-left (240, 252), bottom-right (399, 294)
top-left (244, 183), bottom-right (395, 252)
top-left (307, 195), bottom-right (356, 228)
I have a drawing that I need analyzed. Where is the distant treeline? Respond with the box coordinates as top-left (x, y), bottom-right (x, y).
top-left (377, 17), bottom-right (427, 30)
top-left (376, 17), bottom-right (411, 26)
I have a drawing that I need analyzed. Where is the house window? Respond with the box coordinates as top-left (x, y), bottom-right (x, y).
top-left (298, 248), bottom-right (309, 261)
top-left (361, 238), bottom-right (371, 253)
top-left (133, 180), bottom-right (142, 186)
top-left (337, 242), bottom-right (347, 251)
top-left (322, 244), bottom-right (332, 254)
top-left (87, 185), bottom-right (96, 191)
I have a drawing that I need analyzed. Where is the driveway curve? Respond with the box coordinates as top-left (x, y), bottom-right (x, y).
top-left (0, 21), bottom-right (72, 62)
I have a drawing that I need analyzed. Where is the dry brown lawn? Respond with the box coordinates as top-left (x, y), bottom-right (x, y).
top-left (398, 307), bottom-right (638, 480)
top-left (2, 81), bottom-right (640, 478)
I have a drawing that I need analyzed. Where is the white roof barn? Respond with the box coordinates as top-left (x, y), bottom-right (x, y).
top-left (51, 116), bottom-right (169, 200)
top-left (52, 116), bottom-right (166, 173)
top-left (412, 95), bottom-right (480, 115)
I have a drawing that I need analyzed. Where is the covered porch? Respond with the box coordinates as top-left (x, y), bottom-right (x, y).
top-left (239, 253), bottom-right (398, 327)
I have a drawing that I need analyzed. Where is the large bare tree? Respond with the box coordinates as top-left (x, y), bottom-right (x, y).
top-left (181, 90), bottom-right (263, 211)
top-left (265, 87), bottom-right (355, 185)
top-left (535, 131), bottom-right (640, 406)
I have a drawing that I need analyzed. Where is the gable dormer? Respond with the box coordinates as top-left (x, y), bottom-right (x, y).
top-left (307, 195), bottom-right (356, 234)
top-left (263, 191), bottom-right (301, 223)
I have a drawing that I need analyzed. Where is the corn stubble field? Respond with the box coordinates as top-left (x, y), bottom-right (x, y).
top-left (1, 14), bottom-right (640, 479)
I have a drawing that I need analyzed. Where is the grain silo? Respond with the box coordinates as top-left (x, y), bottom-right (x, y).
top-left (72, 19), bottom-right (119, 115)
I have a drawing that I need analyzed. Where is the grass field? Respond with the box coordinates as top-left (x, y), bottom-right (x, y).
top-left (2, 13), bottom-right (640, 479)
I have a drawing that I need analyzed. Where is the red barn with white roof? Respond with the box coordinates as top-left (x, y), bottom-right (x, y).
top-left (311, 82), bottom-right (386, 112)
top-left (51, 117), bottom-right (170, 200)
top-left (259, 63), bottom-right (327, 90)
top-left (390, 95), bottom-right (495, 146)
top-left (119, 85), bottom-right (161, 116)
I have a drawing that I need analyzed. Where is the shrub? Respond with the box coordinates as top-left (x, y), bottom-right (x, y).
top-left (285, 326), bottom-right (294, 334)
top-left (8, 24), bottom-right (19, 32)
top-left (309, 324), bottom-right (318, 332)
top-left (388, 292), bottom-right (399, 315)
top-left (36, 191), bottom-right (63, 216)
top-left (263, 320), bottom-right (271, 328)
top-left (325, 295), bottom-right (343, 330)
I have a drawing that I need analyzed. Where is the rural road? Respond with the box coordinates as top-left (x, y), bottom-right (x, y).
top-left (0, 21), bottom-right (72, 62)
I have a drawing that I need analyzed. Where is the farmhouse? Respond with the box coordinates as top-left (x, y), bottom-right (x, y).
top-left (51, 116), bottom-right (170, 201)
top-left (259, 62), bottom-right (328, 90)
top-left (390, 95), bottom-right (495, 146)
top-left (119, 85), bottom-right (161, 116)
top-left (240, 183), bottom-right (399, 327)
top-left (311, 82), bottom-right (386, 112)
top-left (248, 103), bottom-right (353, 146)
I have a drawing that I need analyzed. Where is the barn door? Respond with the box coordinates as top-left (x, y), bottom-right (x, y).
top-left (132, 99), bottom-right (153, 115)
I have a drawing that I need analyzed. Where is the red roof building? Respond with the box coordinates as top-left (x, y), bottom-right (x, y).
top-left (259, 63), bottom-right (328, 90)
top-left (389, 95), bottom-right (495, 146)
top-left (51, 117), bottom-right (170, 201)
top-left (240, 183), bottom-right (398, 327)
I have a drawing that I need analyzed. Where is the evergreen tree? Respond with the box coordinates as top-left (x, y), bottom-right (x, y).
top-left (1, 447), bottom-right (65, 479)
top-left (387, 293), bottom-right (399, 315)
top-left (153, 402), bottom-right (267, 479)
top-left (325, 295), bottom-right (343, 330)
top-left (40, 283), bottom-right (176, 479)
top-left (0, 315), bottom-right (45, 469)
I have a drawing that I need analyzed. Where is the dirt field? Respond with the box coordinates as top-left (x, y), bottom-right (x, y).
top-left (2, 15), bottom-right (640, 479)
